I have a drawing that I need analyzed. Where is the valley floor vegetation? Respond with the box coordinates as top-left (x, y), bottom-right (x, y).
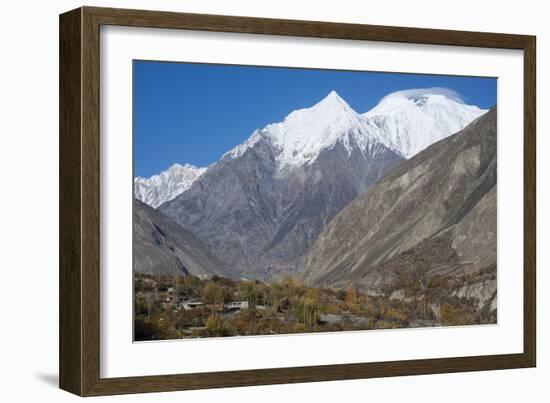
top-left (134, 268), bottom-right (497, 341)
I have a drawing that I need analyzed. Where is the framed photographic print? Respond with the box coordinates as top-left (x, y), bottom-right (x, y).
top-left (59, 6), bottom-right (536, 396)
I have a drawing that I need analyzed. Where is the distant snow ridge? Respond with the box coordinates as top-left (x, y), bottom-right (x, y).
top-left (223, 88), bottom-right (487, 169)
top-left (363, 88), bottom-right (488, 158)
top-left (134, 163), bottom-right (206, 208)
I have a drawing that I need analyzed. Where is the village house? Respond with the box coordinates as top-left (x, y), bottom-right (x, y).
top-left (224, 301), bottom-right (249, 311)
top-left (181, 301), bottom-right (205, 310)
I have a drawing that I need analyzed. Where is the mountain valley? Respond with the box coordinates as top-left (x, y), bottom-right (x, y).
top-left (132, 87), bottom-right (497, 339)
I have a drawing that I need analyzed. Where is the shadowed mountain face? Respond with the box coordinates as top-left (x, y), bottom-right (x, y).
top-left (300, 108), bottom-right (497, 290)
top-left (160, 134), bottom-right (402, 280)
top-left (133, 199), bottom-right (233, 278)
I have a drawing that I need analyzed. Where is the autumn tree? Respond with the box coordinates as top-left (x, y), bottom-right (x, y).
top-left (344, 287), bottom-right (358, 312)
top-left (202, 281), bottom-right (225, 305)
top-left (238, 281), bottom-right (259, 308)
top-left (440, 303), bottom-right (456, 325)
top-left (295, 288), bottom-right (322, 329)
top-left (205, 314), bottom-right (231, 337)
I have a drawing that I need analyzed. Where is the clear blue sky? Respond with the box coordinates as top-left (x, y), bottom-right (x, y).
top-left (134, 61), bottom-right (497, 177)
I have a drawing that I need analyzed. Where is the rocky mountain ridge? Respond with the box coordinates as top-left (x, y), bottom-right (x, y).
top-left (133, 199), bottom-right (234, 278)
top-left (300, 108), bottom-right (497, 291)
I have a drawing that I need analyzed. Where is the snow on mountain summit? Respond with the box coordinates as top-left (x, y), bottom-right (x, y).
top-left (223, 88), bottom-right (486, 171)
top-left (223, 129), bottom-right (263, 160)
top-left (363, 88), bottom-right (488, 158)
top-left (134, 163), bottom-right (206, 208)
top-left (264, 90), bottom-right (372, 169)
top-left (224, 90), bottom-right (388, 171)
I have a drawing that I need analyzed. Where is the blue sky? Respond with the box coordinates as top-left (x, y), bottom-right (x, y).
top-left (134, 61), bottom-right (497, 177)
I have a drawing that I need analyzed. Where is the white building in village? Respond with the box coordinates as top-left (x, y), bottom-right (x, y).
top-left (224, 301), bottom-right (249, 310)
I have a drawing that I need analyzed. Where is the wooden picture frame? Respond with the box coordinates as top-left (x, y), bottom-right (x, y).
top-left (59, 6), bottom-right (536, 396)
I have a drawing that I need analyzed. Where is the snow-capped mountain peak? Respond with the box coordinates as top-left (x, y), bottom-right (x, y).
top-left (310, 90), bottom-right (352, 111)
top-left (279, 90), bottom-right (360, 135)
top-left (363, 88), bottom-right (488, 158)
top-left (259, 91), bottom-right (374, 170)
top-left (221, 90), bottom-right (372, 171)
top-left (221, 88), bottom-right (487, 171)
top-left (134, 163), bottom-right (206, 208)
top-left (270, 92), bottom-right (366, 167)
top-left (138, 88), bottom-right (488, 208)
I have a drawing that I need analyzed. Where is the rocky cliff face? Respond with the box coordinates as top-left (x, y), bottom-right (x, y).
top-left (133, 199), bottom-right (233, 278)
top-left (160, 131), bottom-right (402, 280)
top-left (300, 108), bottom-right (497, 290)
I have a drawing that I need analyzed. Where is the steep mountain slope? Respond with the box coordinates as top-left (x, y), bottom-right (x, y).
top-left (134, 163), bottom-right (206, 208)
top-left (300, 108), bottom-right (496, 290)
top-left (363, 88), bottom-right (487, 158)
top-left (133, 199), bottom-right (233, 278)
top-left (160, 92), bottom-right (403, 279)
